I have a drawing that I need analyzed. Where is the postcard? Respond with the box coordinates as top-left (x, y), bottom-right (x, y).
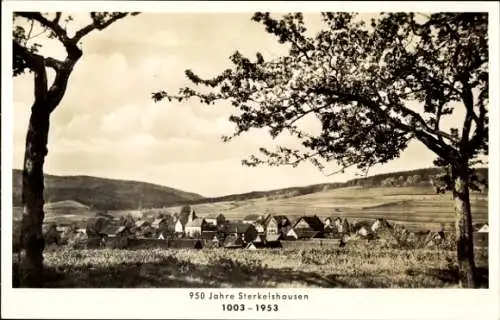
top-left (1, 1), bottom-right (499, 319)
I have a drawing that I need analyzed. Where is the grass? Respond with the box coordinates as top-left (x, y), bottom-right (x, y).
top-left (14, 243), bottom-right (488, 288)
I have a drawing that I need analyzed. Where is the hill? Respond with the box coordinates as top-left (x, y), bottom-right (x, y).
top-left (170, 185), bottom-right (488, 232)
top-left (12, 169), bottom-right (204, 211)
top-left (187, 167), bottom-right (488, 206)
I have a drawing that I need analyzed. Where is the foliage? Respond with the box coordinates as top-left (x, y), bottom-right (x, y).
top-left (178, 205), bottom-right (192, 226)
top-left (153, 12), bottom-right (488, 184)
top-left (44, 223), bottom-right (60, 246)
top-left (86, 214), bottom-right (112, 237)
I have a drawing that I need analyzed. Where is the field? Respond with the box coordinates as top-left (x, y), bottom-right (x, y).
top-left (13, 185), bottom-right (488, 233)
top-left (168, 186), bottom-right (488, 231)
top-left (14, 242), bottom-right (488, 288)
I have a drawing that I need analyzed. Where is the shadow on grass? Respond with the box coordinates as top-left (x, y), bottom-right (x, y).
top-left (405, 266), bottom-right (489, 288)
top-left (12, 256), bottom-right (349, 288)
top-left (13, 255), bottom-right (488, 288)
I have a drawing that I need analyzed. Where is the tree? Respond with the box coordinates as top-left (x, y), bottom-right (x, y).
top-left (86, 214), bottom-right (112, 238)
top-left (179, 205), bottom-right (192, 225)
top-left (13, 12), bottom-right (138, 286)
top-left (216, 213), bottom-right (227, 230)
top-left (153, 12), bottom-right (488, 287)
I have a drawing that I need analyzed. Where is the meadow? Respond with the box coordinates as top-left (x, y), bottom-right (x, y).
top-left (13, 242), bottom-right (489, 288)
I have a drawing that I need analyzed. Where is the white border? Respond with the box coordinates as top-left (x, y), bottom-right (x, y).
top-left (2, 1), bottom-right (499, 319)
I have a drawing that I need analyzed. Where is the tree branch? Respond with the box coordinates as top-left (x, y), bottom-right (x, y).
top-left (313, 86), bottom-right (459, 163)
top-left (16, 12), bottom-right (70, 43)
top-left (72, 12), bottom-right (137, 44)
top-left (53, 12), bottom-right (61, 24)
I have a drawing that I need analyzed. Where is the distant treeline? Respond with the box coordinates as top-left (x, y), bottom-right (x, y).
top-left (10, 167), bottom-right (488, 211)
top-left (185, 167), bottom-right (489, 206)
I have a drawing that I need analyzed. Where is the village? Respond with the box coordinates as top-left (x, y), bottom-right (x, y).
top-left (43, 207), bottom-right (490, 251)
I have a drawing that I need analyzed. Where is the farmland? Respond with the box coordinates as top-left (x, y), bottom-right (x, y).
top-left (14, 243), bottom-right (488, 288)
top-left (13, 184), bottom-right (488, 232)
top-left (167, 186), bottom-right (488, 232)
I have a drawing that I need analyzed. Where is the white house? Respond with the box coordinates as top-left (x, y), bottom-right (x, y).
top-left (174, 219), bottom-right (184, 234)
top-left (286, 228), bottom-right (298, 240)
top-left (357, 226), bottom-right (370, 237)
top-left (185, 218), bottom-right (207, 238)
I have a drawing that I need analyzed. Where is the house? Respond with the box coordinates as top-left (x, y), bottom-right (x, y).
top-left (246, 242), bottom-right (258, 250)
top-left (223, 234), bottom-right (245, 248)
top-left (334, 217), bottom-right (343, 232)
top-left (253, 234), bottom-right (264, 243)
top-left (174, 218), bottom-right (185, 235)
top-left (264, 234), bottom-right (282, 248)
top-left (152, 217), bottom-right (168, 229)
top-left (353, 220), bottom-right (373, 233)
top-left (292, 215), bottom-right (325, 237)
top-left (275, 215), bottom-right (291, 233)
top-left (371, 218), bottom-right (393, 233)
top-left (102, 225), bottom-right (132, 238)
top-left (185, 218), bottom-right (207, 238)
top-left (285, 228), bottom-right (320, 240)
top-left (259, 214), bottom-right (290, 237)
top-left (226, 222), bottom-right (258, 243)
top-left (204, 214), bottom-right (218, 226)
top-left (324, 217), bottom-right (334, 228)
top-left (158, 233), bottom-right (165, 240)
top-left (263, 215), bottom-right (279, 236)
top-left (134, 220), bottom-right (151, 230)
top-left (357, 226), bottom-right (370, 237)
top-left (284, 228), bottom-right (298, 240)
top-left (477, 223), bottom-right (489, 233)
top-left (253, 220), bottom-right (266, 233)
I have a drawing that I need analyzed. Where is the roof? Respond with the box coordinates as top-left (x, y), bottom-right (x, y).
top-left (223, 234), bottom-right (244, 248)
top-left (152, 218), bottom-right (167, 228)
top-left (227, 222), bottom-right (253, 233)
top-left (253, 234), bottom-right (263, 243)
top-left (353, 220), bottom-right (373, 231)
top-left (293, 216), bottom-right (324, 232)
top-left (185, 218), bottom-right (205, 228)
top-left (295, 230), bottom-right (320, 239)
top-left (135, 220), bottom-right (149, 228)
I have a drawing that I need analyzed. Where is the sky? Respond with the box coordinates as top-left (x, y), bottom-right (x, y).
top-left (12, 12), bottom-right (468, 197)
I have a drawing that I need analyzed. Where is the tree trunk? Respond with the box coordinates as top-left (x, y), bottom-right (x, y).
top-left (20, 99), bottom-right (52, 287)
top-left (452, 166), bottom-right (477, 288)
